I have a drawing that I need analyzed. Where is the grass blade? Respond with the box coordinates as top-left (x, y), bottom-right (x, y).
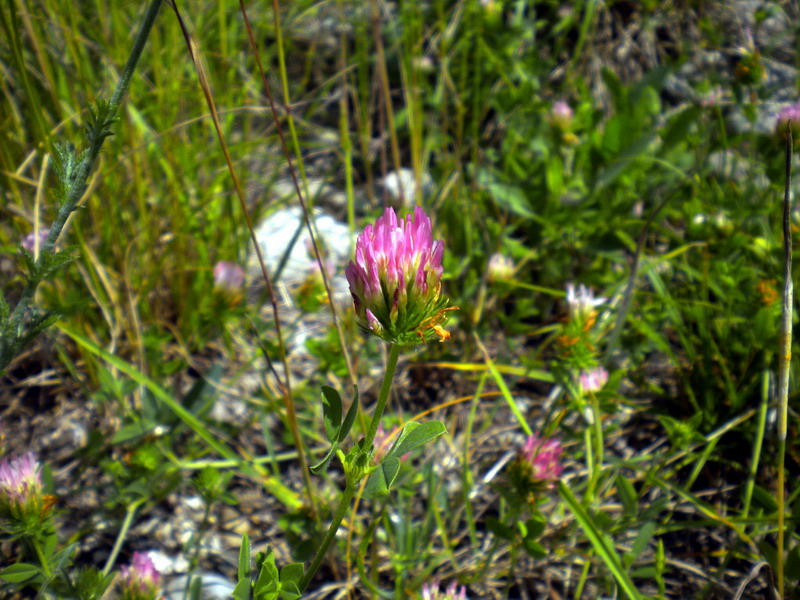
top-left (558, 481), bottom-right (642, 600)
top-left (59, 324), bottom-right (301, 510)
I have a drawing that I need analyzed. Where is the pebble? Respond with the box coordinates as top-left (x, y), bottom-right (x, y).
top-left (163, 572), bottom-right (237, 600)
top-left (248, 205), bottom-right (352, 298)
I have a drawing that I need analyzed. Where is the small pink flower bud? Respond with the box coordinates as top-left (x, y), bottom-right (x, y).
top-left (487, 253), bottom-right (514, 282)
top-left (549, 101), bottom-right (574, 130)
top-left (421, 581), bottom-right (468, 600)
top-left (579, 367), bottom-right (609, 394)
top-left (213, 261), bottom-right (245, 291)
top-left (21, 229), bottom-right (49, 254)
top-left (346, 207), bottom-right (455, 344)
top-left (372, 425), bottom-right (410, 462)
top-left (119, 552), bottom-right (160, 600)
top-left (776, 103), bottom-right (800, 142)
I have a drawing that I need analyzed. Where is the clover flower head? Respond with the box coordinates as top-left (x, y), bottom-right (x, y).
top-left (565, 283), bottom-right (605, 323)
top-left (21, 229), bottom-right (49, 254)
top-left (213, 261), bottom-right (245, 291)
top-left (776, 103), bottom-right (800, 141)
top-left (0, 453), bottom-right (42, 505)
top-left (579, 367), bottom-right (609, 394)
top-left (119, 552), bottom-right (160, 600)
top-left (520, 435), bottom-right (563, 483)
top-left (487, 253), bottom-right (514, 282)
top-left (550, 101), bottom-right (574, 130)
top-left (421, 581), bottom-right (468, 600)
top-left (346, 206), bottom-right (454, 345)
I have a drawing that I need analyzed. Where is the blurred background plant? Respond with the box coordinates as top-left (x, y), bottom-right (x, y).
top-left (2, 0), bottom-right (800, 598)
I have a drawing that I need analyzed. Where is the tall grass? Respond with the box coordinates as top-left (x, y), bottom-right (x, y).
top-left (2, 0), bottom-right (799, 598)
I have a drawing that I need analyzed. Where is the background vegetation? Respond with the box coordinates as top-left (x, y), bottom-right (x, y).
top-left (1, 0), bottom-right (799, 598)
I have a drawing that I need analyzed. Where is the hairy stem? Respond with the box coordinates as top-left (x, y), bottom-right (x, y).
top-left (2, 0), bottom-right (163, 369)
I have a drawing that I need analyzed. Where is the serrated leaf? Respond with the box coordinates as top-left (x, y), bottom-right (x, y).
top-left (388, 421), bottom-right (446, 459)
top-left (310, 443), bottom-right (338, 475)
top-left (338, 386), bottom-right (359, 443)
top-left (320, 386), bottom-right (342, 443)
top-left (20, 248), bottom-right (36, 275)
top-left (364, 456), bottom-right (401, 498)
top-left (238, 533), bottom-right (251, 582)
top-left (0, 563), bottom-right (40, 583)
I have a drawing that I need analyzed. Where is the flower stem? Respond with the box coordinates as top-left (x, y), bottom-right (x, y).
top-left (103, 498), bottom-right (146, 576)
top-left (590, 392), bottom-right (604, 493)
top-left (31, 536), bottom-right (52, 579)
top-left (777, 126), bottom-right (793, 600)
top-left (299, 343), bottom-right (401, 592)
top-left (583, 424), bottom-right (595, 501)
top-left (299, 479), bottom-right (357, 593)
top-left (364, 344), bottom-right (402, 451)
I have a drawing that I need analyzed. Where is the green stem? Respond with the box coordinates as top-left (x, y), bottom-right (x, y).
top-left (1, 0), bottom-right (162, 370)
top-left (103, 498), bottom-right (146, 576)
top-left (299, 343), bottom-right (402, 592)
top-left (743, 370), bottom-right (770, 519)
top-left (583, 421), bottom-right (595, 502)
top-left (31, 536), bottom-right (52, 578)
top-left (364, 344), bottom-right (402, 451)
top-left (590, 392), bottom-right (604, 493)
top-left (356, 506), bottom-right (394, 598)
top-left (777, 127), bottom-right (793, 600)
top-left (299, 479), bottom-right (357, 593)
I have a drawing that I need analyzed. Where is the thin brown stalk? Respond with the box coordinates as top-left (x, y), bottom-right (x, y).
top-left (239, 0), bottom-right (356, 390)
top-left (777, 127), bottom-right (793, 600)
top-left (370, 0), bottom-right (404, 206)
top-left (166, 0), bottom-right (316, 512)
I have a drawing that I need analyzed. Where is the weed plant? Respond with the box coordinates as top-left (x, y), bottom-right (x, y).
top-left (1, 1), bottom-right (800, 599)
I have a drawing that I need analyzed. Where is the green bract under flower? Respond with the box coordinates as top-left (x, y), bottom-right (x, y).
top-left (346, 206), bottom-right (454, 345)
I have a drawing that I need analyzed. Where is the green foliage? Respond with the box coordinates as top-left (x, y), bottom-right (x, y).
top-left (2, 0), bottom-right (798, 598)
top-left (364, 421), bottom-right (447, 498)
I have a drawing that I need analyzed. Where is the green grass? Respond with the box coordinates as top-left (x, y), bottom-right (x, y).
top-left (1, 0), bottom-right (799, 598)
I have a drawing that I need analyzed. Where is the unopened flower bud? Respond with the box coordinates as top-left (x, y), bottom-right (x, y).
top-left (21, 229), bottom-right (49, 254)
top-left (487, 253), bottom-right (514, 282)
top-left (579, 366), bottom-right (609, 394)
top-left (550, 101), bottom-right (574, 131)
top-left (213, 261), bottom-right (245, 292)
top-left (776, 103), bottom-right (800, 143)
